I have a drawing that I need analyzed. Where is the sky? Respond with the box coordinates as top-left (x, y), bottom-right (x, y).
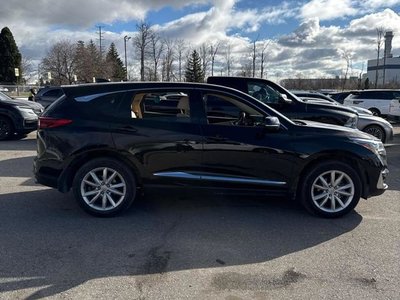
top-left (1, 0), bottom-right (400, 81)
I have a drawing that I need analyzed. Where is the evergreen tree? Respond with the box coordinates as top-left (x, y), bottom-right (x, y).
top-left (185, 50), bottom-right (204, 82)
top-left (105, 43), bottom-right (126, 81)
top-left (0, 27), bottom-right (22, 83)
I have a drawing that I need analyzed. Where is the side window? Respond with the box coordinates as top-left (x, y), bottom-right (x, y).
top-left (247, 82), bottom-right (281, 104)
top-left (129, 91), bottom-right (192, 123)
top-left (392, 92), bottom-right (400, 99)
top-left (43, 89), bottom-right (63, 97)
top-left (360, 91), bottom-right (375, 99)
top-left (377, 92), bottom-right (392, 100)
top-left (203, 92), bottom-right (262, 126)
top-left (75, 92), bottom-right (123, 118)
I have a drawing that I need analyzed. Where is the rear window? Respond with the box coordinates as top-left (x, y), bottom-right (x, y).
top-left (44, 92), bottom-right (124, 119)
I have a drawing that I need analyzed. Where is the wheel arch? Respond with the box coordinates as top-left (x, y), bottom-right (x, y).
top-left (361, 123), bottom-right (386, 142)
top-left (293, 151), bottom-right (369, 200)
top-left (58, 149), bottom-right (143, 193)
top-left (0, 113), bottom-right (16, 140)
top-left (368, 107), bottom-right (381, 116)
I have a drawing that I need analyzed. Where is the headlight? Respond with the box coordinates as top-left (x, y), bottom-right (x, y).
top-left (351, 137), bottom-right (386, 156)
top-left (15, 106), bottom-right (37, 118)
top-left (344, 115), bottom-right (358, 128)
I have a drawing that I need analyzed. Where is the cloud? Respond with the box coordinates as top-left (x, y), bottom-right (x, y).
top-left (300, 0), bottom-right (357, 21)
top-left (0, 0), bottom-right (210, 28)
top-left (1, 0), bottom-right (400, 82)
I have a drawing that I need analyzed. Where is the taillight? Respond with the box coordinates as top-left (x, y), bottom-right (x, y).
top-left (39, 117), bottom-right (73, 129)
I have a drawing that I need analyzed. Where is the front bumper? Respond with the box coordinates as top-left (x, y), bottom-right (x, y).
top-left (387, 114), bottom-right (400, 123)
top-left (367, 168), bottom-right (389, 197)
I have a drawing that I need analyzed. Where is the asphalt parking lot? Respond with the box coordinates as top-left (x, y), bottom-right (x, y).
top-left (0, 126), bottom-right (399, 299)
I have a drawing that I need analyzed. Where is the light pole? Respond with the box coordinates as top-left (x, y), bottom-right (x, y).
top-left (124, 35), bottom-right (131, 81)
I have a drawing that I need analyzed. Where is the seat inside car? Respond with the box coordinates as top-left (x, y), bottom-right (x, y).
top-left (177, 96), bottom-right (190, 117)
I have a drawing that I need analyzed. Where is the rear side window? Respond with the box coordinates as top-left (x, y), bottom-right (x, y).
top-left (127, 90), bottom-right (193, 123)
top-left (43, 89), bottom-right (63, 98)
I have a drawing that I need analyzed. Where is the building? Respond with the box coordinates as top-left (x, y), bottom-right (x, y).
top-left (367, 31), bottom-right (400, 86)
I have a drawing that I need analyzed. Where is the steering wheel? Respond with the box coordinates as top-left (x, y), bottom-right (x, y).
top-left (234, 111), bottom-right (254, 126)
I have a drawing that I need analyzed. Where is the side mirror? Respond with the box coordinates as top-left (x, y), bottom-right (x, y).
top-left (263, 116), bottom-right (281, 132)
top-left (280, 94), bottom-right (292, 104)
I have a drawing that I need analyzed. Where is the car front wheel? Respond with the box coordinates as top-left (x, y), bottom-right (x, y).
top-left (363, 125), bottom-right (385, 142)
top-left (0, 116), bottom-right (13, 140)
top-left (300, 161), bottom-right (361, 218)
top-left (72, 158), bottom-right (137, 217)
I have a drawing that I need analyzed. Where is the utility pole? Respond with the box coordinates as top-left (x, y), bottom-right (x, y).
top-left (97, 26), bottom-right (104, 58)
top-left (124, 35), bottom-right (131, 81)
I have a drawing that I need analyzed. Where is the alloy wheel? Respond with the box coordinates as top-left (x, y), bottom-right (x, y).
top-left (80, 167), bottom-right (126, 211)
top-left (311, 170), bottom-right (355, 213)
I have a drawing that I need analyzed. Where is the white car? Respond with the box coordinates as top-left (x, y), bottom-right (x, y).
top-left (343, 90), bottom-right (400, 116)
top-left (388, 98), bottom-right (400, 122)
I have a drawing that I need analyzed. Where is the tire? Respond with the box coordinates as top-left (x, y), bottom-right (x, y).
top-left (299, 161), bottom-right (361, 218)
top-left (363, 125), bottom-right (385, 142)
top-left (369, 108), bottom-right (380, 116)
top-left (0, 116), bottom-right (13, 141)
top-left (72, 158), bottom-right (137, 217)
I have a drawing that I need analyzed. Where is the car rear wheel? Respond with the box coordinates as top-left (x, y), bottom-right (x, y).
top-left (0, 116), bottom-right (13, 141)
top-left (363, 125), bottom-right (385, 142)
top-left (300, 161), bottom-right (361, 218)
top-left (369, 108), bottom-right (380, 116)
top-left (73, 158), bottom-right (136, 217)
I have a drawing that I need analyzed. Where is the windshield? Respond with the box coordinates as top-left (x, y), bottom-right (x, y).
top-left (0, 91), bottom-right (13, 101)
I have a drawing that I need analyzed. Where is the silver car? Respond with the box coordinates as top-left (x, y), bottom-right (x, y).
top-left (297, 95), bottom-right (393, 143)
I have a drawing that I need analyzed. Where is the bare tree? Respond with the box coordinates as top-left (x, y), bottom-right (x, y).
top-left (375, 27), bottom-right (384, 88)
top-left (133, 21), bottom-right (153, 81)
top-left (41, 40), bottom-right (77, 85)
top-left (162, 39), bottom-right (176, 81)
top-left (21, 55), bottom-right (33, 83)
top-left (224, 43), bottom-right (233, 76)
top-left (149, 32), bottom-right (164, 81)
top-left (199, 43), bottom-right (211, 79)
top-left (250, 36), bottom-right (259, 77)
top-left (341, 50), bottom-right (352, 90)
top-left (174, 39), bottom-right (187, 81)
top-left (209, 42), bottom-right (220, 76)
top-left (260, 40), bottom-right (271, 79)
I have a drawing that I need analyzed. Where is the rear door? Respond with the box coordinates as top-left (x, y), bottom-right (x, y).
top-left (111, 88), bottom-right (204, 186)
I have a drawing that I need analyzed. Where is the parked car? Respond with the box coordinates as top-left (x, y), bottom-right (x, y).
top-left (388, 98), bottom-right (400, 122)
top-left (207, 77), bottom-right (359, 129)
top-left (34, 86), bottom-right (64, 107)
top-left (292, 92), bottom-right (393, 143)
top-left (292, 91), bottom-right (373, 115)
top-left (34, 82), bottom-right (388, 218)
top-left (328, 91), bottom-right (353, 104)
top-left (0, 91), bottom-right (44, 140)
top-left (343, 89), bottom-right (400, 116)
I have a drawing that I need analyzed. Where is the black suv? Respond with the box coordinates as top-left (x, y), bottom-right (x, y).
top-left (0, 91), bottom-right (44, 140)
top-left (34, 82), bottom-right (388, 218)
top-left (207, 76), bottom-right (359, 128)
top-left (35, 86), bottom-right (64, 107)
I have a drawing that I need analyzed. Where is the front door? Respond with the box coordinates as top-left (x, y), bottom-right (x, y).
top-left (199, 91), bottom-right (294, 192)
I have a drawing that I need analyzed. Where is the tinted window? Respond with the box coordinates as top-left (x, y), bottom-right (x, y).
top-left (128, 91), bottom-right (192, 123)
top-left (247, 82), bottom-right (281, 104)
top-left (73, 92), bottom-right (124, 119)
top-left (43, 89), bottom-right (63, 97)
top-left (203, 92), bottom-right (262, 125)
